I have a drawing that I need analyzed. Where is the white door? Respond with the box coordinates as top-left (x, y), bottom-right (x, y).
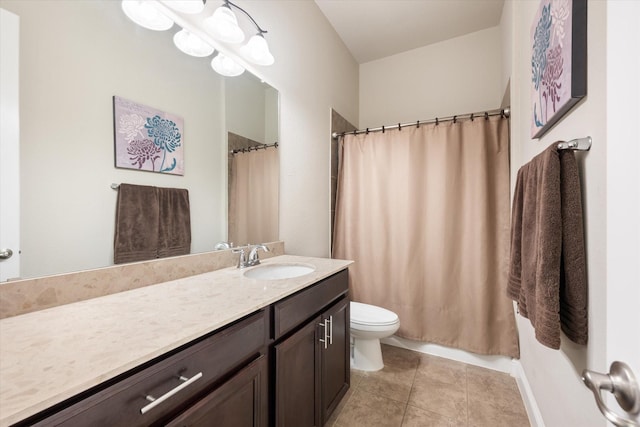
top-left (596, 1), bottom-right (640, 424)
top-left (0, 8), bottom-right (20, 282)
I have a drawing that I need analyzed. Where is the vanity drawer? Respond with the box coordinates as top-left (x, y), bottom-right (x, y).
top-left (27, 309), bottom-right (268, 427)
top-left (273, 269), bottom-right (348, 340)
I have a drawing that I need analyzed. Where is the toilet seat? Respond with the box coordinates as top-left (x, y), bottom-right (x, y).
top-left (351, 301), bottom-right (399, 327)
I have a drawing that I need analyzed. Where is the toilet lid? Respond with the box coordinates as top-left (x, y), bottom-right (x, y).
top-left (350, 301), bottom-right (399, 326)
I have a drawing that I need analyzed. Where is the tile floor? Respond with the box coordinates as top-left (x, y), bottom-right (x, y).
top-left (326, 344), bottom-right (530, 427)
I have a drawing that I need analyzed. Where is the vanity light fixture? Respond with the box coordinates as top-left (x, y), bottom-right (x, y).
top-left (211, 52), bottom-right (245, 77)
top-left (173, 28), bottom-right (215, 57)
top-left (206, 1), bottom-right (274, 66)
top-left (240, 33), bottom-right (274, 66)
top-left (121, 0), bottom-right (273, 77)
top-left (121, 0), bottom-right (174, 31)
top-left (163, 0), bottom-right (206, 14)
top-left (204, 3), bottom-right (245, 44)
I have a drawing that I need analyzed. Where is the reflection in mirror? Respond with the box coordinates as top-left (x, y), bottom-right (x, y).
top-left (226, 75), bottom-right (279, 247)
top-left (0, 0), bottom-right (279, 280)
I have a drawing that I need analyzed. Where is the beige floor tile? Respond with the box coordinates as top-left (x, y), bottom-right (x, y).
top-left (333, 387), bottom-right (407, 427)
top-left (409, 374), bottom-right (468, 423)
top-left (351, 368), bottom-right (367, 389)
top-left (330, 347), bottom-right (531, 427)
top-left (401, 404), bottom-right (455, 427)
top-left (381, 344), bottom-right (422, 370)
top-left (356, 359), bottom-right (418, 403)
top-left (467, 398), bottom-right (530, 427)
top-left (325, 385), bottom-right (355, 427)
top-left (416, 353), bottom-right (467, 386)
top-left (466, 365), bottom-right (529, 426)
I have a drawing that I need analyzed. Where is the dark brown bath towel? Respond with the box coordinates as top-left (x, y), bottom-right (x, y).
top-left (114, 184), bottom-right (191, 264)
top-left (507, 143), bottom-right (588, 349)
top-left (157, 187), bottom-right (191, 258)
top-left (114, 184), bottom-right (160, 264)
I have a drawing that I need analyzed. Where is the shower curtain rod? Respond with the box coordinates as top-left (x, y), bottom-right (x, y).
top-left (332, 107), bottom-right (510, 139)
top-left (229, 141), bottom-right (278, 155)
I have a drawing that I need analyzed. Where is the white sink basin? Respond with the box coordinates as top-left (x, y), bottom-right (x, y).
top-left (244, 263), bottom-right (315, 280)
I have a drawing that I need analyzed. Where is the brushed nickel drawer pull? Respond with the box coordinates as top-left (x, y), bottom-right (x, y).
top-left (319, 320), bottom-right (329, 349)
top-left (140, 372), bottom-right (203, 415)
top-left (327, 315), bottom-right (333, 345)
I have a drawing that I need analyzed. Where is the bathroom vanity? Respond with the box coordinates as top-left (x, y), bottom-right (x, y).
top-left (0, 256), bottom-right (352, 427)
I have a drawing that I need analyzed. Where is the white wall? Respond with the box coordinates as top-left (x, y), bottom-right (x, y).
top-left (507, 0), bottom-right (607, 425)
top-left (237, 1), bottom-right (359, 257)
top-left (359, 27), bottom-right (503, 129)
top-left (2, 0), bottom-right (227, 278)
top-left (2, 0), bottom-right (359, 277)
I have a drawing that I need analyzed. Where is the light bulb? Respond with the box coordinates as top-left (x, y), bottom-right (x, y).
top-left (173, 29), bottom-right (215, 57)
top-left (211, 53), bottom-right (245, 77)
top-left (162, 0), bottom-right (205, 14)
top-left (240, 34), bottom-right (274, 66)
top-left (121, 0), bottom-right (173, 31)
top-left (203, 5), bottom-right (245, 44)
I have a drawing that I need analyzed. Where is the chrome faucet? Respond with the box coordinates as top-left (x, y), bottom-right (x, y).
top-left (232, 247), bottom-right (249, 268)
top-left (248, 244), bottom-right (270, 266)
top-left (233, 244), bottom-right (270, 269)
top-left (214, 241), bottom-right (233, 250)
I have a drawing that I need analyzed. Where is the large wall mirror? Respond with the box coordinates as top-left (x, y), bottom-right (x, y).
top-left (1, 0), bottom-right (279, 280)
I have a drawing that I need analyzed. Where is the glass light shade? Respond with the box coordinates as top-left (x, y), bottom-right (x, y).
top-left (240, 34), bottom-right (274, 66)
top-left (162, 0), bottom-right (205, 14)
top-left (211, 53), bottom-right (245, 77)
top-left (121, 0), bottom-right (173, 31)
top-left (203, 5), bottom-right (245, 44)
top-left (173, 29), bottom-right (215, 57)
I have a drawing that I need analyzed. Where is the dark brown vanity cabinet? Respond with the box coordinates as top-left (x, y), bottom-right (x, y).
top-left (273, 270), bottom-right (350, 427)
top-left (16, 268), bottom-right (350, 427)
top-left (24, 310), bottom-right (270, 427)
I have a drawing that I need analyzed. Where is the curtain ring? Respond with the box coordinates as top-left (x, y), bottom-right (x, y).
top-left (365, 127), bottom-right (369, 134)
top-left (353, 129), bottom-right (357, 135)
top-left (382, 125), bottom-right (385, 133)
top-left (500, 109), bottom-right (505, 118)
top-left (416, 120), bottom-right (420, 128)
top-left (470, 113), bottom-right (474, 121)
top-left (484, 112), bottom-right (489, 120)
top-left (398, 123), bottom-right (401, 131)
top-left (453, 115), bottom-right (457, 124)
top-left (435, 117), bottom-right (439, 126)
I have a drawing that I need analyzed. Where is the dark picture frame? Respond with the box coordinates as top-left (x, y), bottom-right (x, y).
top-left (531, 0), bottom-right (587, 139)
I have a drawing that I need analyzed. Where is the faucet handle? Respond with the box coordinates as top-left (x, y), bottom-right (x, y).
top-left (248, 244), bottom-right (270, 265)
top-left (232, 248), bottom-right (247, 268)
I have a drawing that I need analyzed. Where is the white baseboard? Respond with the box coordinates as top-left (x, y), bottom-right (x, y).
top-left (381, 336), bottom-right (545, 427)
top-left (511, 359), bottom-right (546, 427)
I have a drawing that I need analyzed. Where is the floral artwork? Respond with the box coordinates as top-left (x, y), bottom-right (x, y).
top-left (531, 0), bottom-right (587, 139)
top-left (113, 96), bottom-right (184, 175)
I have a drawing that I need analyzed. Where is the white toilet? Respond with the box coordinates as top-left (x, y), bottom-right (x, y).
top-left (350, 301), bottom-right (400, 371)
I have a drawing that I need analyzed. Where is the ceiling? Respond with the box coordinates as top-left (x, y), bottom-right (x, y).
top-left (314, 0), bottom-right (505, 64)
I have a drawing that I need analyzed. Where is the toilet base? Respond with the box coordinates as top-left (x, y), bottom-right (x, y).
top-left (351, 337), bottom-right (384, 371)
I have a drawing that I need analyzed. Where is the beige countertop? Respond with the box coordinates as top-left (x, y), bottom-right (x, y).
top-left (0, 255), bottom-right (352, 426)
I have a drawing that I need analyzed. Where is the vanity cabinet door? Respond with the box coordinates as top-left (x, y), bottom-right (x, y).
top-left (320, 297), bottom-right (350, 425)
top-left (274, 315), bottom-right (322, 427)
top-left (166, 355), bottom-right (268, 427)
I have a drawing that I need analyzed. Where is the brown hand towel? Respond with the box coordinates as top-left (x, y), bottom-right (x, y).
top-left (157, 187), bottom-right (191, 258)
top-left (507, 143), bottom-right (588, 349)
top-left (559, 150), bottom-right (588, 345)
top-left (114, 184), bottom-right (160, 264)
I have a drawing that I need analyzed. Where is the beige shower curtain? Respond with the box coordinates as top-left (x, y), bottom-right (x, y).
top-left (229, 147), bottom-right (279, 245)
top-left (333, 117), bottom-right (519, 358)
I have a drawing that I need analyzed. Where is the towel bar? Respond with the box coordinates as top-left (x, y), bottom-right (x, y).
top-left (557, 136), bottom-right (592, 151)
